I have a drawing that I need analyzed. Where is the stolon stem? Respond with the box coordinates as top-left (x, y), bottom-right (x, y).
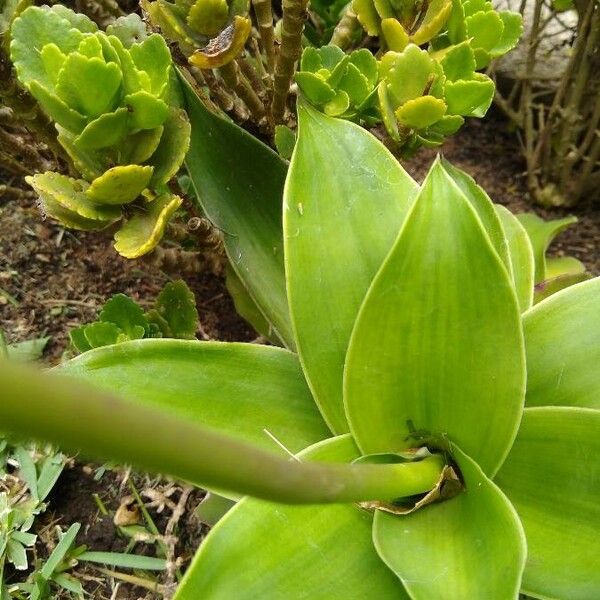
top-left (0, 360), bottom-right (445, 505)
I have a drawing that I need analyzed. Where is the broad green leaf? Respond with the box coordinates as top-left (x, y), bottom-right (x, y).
top-left (58, 340), bottom-right (330, 454)
top-left (284, 102), bottom-right (418, 434)
top-left (174, 435), bottom-right (408, 600)
top-left (344, 160), bottom-right (525, 475)
top-left (545, 255), bottom-right (585, 279)
top-left (154, 280), bottom-right (199, 339)
top-left (523, 277), bottom-right (600, 409)
top-left (195, 493), bottom-right (236, 526)
top-left (113, 192), bottom-right (182, 258)
top-left (496, 407), bottom-right (600, 600)
top-left (373, 445), bottom-right (526, 600)
top-left (69, 326), bottom-right (92, 353)
top-left (381, 18), bottom-right (410, 51)
top-left (100, 294), bottom-right (149, 339)
top-left (180, 74), bottom-right (294, 347)
top-left (225, 266), bottom-right (283, 344)
top-left (495, 204), bottom-right (534, 312)
top-left (441, 159), bottom-right (511, 271)
top-left (324, 89), bottom-right (350, 116)
top-left (86, 165), bottom-right (154, 205)
top-left (56, 127), bottom-right (105, 180)
top-left (353, 0), bottom-right (381, 36)
top-left (516, 212), bottom-right (577, 283)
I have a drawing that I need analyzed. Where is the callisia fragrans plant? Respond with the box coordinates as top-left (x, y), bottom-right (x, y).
top-left (10, 6), bottom-right (191, 258)
top-left (0, 104), bottom-right (599, 600)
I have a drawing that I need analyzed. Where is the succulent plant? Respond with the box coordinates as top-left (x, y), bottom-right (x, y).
top-left (353, 0), bottom-right (453, 50)
top-left (295, 45), bottom-right (379, 120)
top-left (141, 0), bottom-right (251, 68)
top-left (10, 6), bottom-right (190, 258)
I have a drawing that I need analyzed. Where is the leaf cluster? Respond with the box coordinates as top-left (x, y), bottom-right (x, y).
top-left (10, 6), bottom-right (190, 258)
top-left (69, 280), bottom-right (199, 354)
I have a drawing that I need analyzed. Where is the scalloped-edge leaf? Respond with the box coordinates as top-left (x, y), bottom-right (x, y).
top-left (496, 407), bottom-right (600, 600)
top-left (26, 172), bottom-right (120, 230)
top-left (148, 107), bottom-right (191, 187)
top-left (113, 192), bottom-right (182, 258)
top-left (10, 6), bottom-right (85, 90)
top-left (395, 95), bottom-right (446, 129)
top-left (374, 444), bottom-right (526, 600)
top-left (100, 294), bottom-right (149, 339)
top-left (75, 107), bottom-right (130, 150)
top-left (86, 165), bottom-right (154, 205)
top-left (154, 280), bottom-right (199, 340)
top-left (28, 81), bottom-right (87, 134)
top-left (174, 435), bottom-right (409, 600)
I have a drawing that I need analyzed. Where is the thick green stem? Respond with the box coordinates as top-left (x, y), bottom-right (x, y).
top-left (271, 0), bottom-right (309, 123)
top-left (219, 60), bottom-right (266, 122)
top-left (0, 360), bottom-right (445, 505)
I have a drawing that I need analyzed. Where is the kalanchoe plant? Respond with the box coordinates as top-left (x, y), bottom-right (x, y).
top-left (295, 45), bottom-right (379, 120)
top-left (68, 280), bottom-right (199, 354)
top-left (141, 0), bottom-right (251, 68)
top-left (9, 6), bottom-right (191, 258)
top-left (289, 0), bottom-right (523, 154)
top-left (0, 104), bottom-right (599, 599)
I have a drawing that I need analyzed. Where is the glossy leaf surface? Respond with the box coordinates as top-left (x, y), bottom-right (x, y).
top-left (374, 446), bottom-right (526, 600)
top-left (345, 161), bottom-right (525, 475)
top-left (174, 436), bottom-right (408, 600)
top-left (59, 340), bottom-right (330, 454)
top-left (180, 74), bottom-right (293, 347)
top-left (284, 102), bottom-right (418, 433)
top-left (495, 204), bottom-right (534, 312)
top-left (496, 407), bottom-right (600, 600)
top-left (524, 277), bottom-right (600, 409)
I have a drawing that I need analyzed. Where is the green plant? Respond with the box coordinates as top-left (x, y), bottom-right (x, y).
top-left (292, 0), bottom-right (523, 154)
top-left (0, 105), bottom-right (598, 599)
top-left (9, 6), bottom-right (190, 258)
top-left (68, 280), bottom-right (199, 354)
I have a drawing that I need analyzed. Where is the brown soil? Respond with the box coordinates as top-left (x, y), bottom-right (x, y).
top-left (1, 107), bottom-right (599, 598)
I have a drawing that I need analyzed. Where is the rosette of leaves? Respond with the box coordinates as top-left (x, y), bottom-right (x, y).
top-left (353, 0), bottom-right (453, 50)
top-left (2, 105), bottom-right (600, 600)
top-left (295, 45), bottom-right (379, 120)
top-left (141, 0), bottom-right (251, 68)
top-left (10, 6), bottom-right (190, 258)
top-left (69, 281), bottom-right (199, 354)
top-left (377, 43), bottom-right (495, 155)
top-left (444, 0), bottom-right (522, 68)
